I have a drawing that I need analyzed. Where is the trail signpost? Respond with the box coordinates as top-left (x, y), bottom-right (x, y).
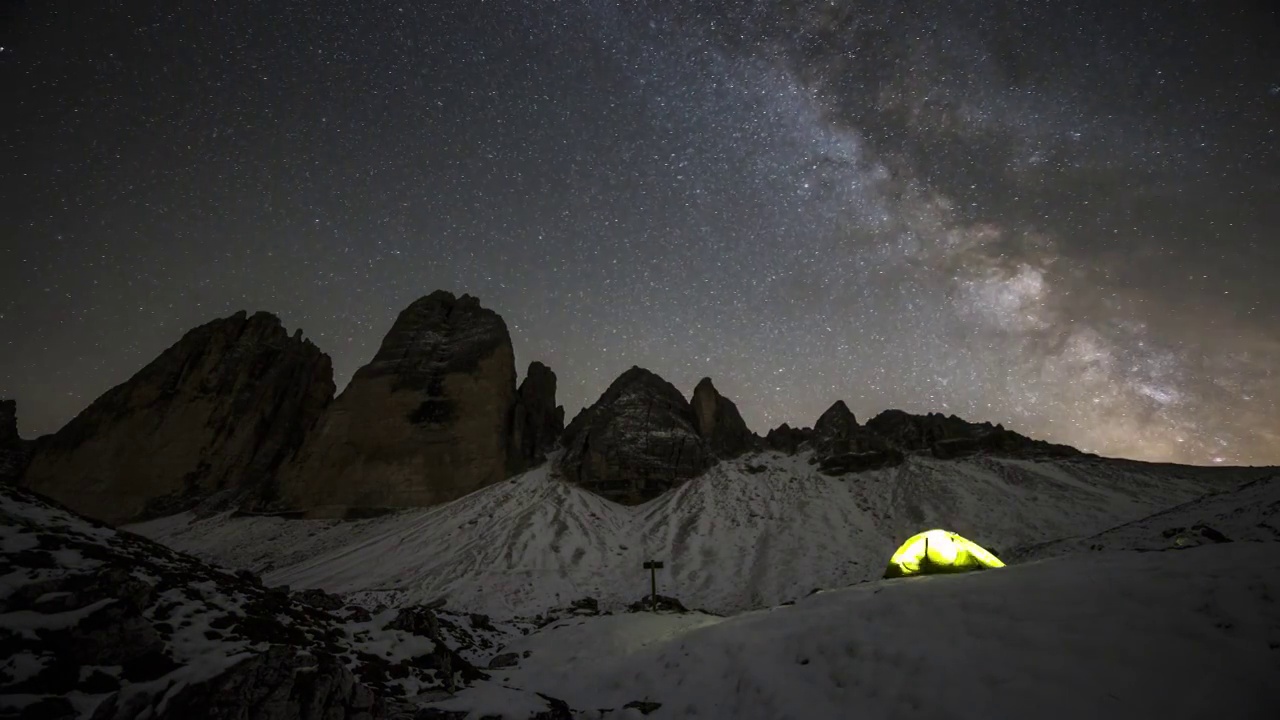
top-left (643, 560), bottom-right (664, 610)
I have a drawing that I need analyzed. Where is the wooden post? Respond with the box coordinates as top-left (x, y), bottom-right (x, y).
top-left (643, 560), bottom-right (664, 610)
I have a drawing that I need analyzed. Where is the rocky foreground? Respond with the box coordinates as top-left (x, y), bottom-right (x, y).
top-left (0, 484), bottom-right (572, 720)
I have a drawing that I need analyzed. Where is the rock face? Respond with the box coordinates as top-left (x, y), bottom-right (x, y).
top-left (865, 409), bottom-right (1080, 459)
top-left (764, 423), bottom-right (812, 455)
top-left (0, 484), bottom-right (483, 720)
top-left (0, 400), bottom-right (34, 484)
top-left (690, 378), bottom-right (756, 459)
top-left (559, 367), bottom-right (710, 504)
top-left (811, 401), bottom-right (859, 456)
top-left (275, 292), bottom-right (517, 518)
top-left (508, 361), bottom-right (564, 474)
top-left (20, 312), bottom-right (334, 525)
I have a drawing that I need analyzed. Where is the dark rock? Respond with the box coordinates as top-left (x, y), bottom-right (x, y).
top-left (0, 483), bottom-right (482, 720)
top-left (488, 652), bottom-right (520, 669)
top-left (385, 606), bottom-right (441, 640)
top-left (812, 401), bottom-right (858, 452)
top-left (0, 399), bottom-right (34, 485)
top-left (469, 612), bottom-right (495, 632)
top-left (560, 367), bottom-right (711, 504)
top-left (818, 449), bottom-right (905, 475)
top-left (94, 645), bottom-right (385, 720)
top-left (345, 606), bottom-right (373, 623)
top-left (626, 594), bottom-right (688, 613)
top-left (623, 700), bottom-right (663, 715)
top-left (690, 378), bottom-right (756, 458)
top-left (764, 423), bottom-right (812, 455)
top-left (865, 409), bottom-right (1080, 459)
top-left (508, 361), bottom-right (565, 473)
top-left (295, 588), bottom-right (345, 611)
top-left (275, 292), bottom-right (517, 517)
top-left (570, 596), bottom-right (599, 613)
top-left (1194, 524), bottom-right (1231, 543)
top-left (21, 312), bottom-right (334, 524)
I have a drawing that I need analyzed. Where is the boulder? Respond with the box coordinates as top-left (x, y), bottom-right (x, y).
top-left (690, 378), bottom-right (756, 458)
top-left (21, 312), bottom-right (334, 525)
top-left (274, 292), bottom-right (517, 518)
top-left (0, 399), bottom-right (34, 484)
top-left (559, 367), bottom-right (709, 504)
top-left (508, 361), bottom-right (564, 473)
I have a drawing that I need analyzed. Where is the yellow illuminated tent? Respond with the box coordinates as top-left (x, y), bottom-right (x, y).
top-left (883, 529), bottom-right (1005, 578)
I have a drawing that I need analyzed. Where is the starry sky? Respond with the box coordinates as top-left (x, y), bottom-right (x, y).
top-left (3, 0), bottom-right (1277, 465)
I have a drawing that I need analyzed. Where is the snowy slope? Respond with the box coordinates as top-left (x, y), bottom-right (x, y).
top-left (1010, 471), bottom-right (1280, 560)
top-left (130, 451), bottom-right (1270, 616)
top-left (432, 543), bottom-right (1280, 720)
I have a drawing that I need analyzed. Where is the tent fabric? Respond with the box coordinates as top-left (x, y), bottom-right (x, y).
top-left (883, 529), bottom-right (1005, 578)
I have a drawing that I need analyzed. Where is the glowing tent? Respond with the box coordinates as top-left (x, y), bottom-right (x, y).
top-left (883, 529), bottom-right (1005, 578)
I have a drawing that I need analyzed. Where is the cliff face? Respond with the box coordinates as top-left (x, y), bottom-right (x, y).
top-left (20, 312), bottom-right (334, 525)
top-left (508, 361), bottom-right (564, 474)
top-left (274, 291), bottom-right (518, 518)
top-left (0, 400), bottom-right (35, 484)
top-left (690, 378), bottom-right (756, 459)
top-left (559, 366), bottom-right (710, 504)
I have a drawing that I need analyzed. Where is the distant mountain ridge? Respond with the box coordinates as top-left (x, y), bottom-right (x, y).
top-left (0, 291), bottom-right (1234, 525)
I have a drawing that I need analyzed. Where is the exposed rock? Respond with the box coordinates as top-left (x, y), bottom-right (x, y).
top-left (807, 401), bottom-right (898, 475)
top-left (20, 312), bottom-right (334, 525)
top-left (812, 401), bottom-right (873, 456)
top-left (274, 292), bottom-right (517, 518)
top-left (623, 700), bottom-right (663, 715)
top-left (864, 409), bottom-right (980, 449)
top-left (92, 646), bottom-right (384, 720)
top-left (817, 449), bottom-right (906, 475)
top-left (559, 367), bottom-right (710, 504)
top-left (690, 378), bottom-right (756, 458)
top-left (508, 361), bottom-right (564, 474)
top-left (0, 399), bottom-right (34, 484)
top-left (385, 606), bottom-right (441, 640)
top-left (488, 652), bottom-right (520, 669)
top-left (295, 588), bottom-right (345, 612)
top-left (865, 409), bottom-right (1080, 459)
top-left (0, 484), bottom-right (483, 720)
top-left (764, 423), bottom-right (811, 454)
top-left (626, 594), bottom-right (689, 613)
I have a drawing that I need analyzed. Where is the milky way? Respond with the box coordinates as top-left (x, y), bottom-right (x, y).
top-left (3, 0), bottom-right (1277, 464)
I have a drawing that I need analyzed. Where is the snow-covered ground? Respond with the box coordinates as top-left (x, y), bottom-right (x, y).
top-left (1012, 471), bottom-right (1280, 560)
top-left (130, 451), bottom-right (1269, 616)
top-left (433, 542), bottom-right (1280, 719)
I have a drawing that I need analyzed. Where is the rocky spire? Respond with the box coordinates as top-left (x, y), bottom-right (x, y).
top-left (690, 377), bottom-right (756, 458)
top-left (508, 361), bottom-right (565, 473)
top-left (273, 291), bottom-right (518, 518)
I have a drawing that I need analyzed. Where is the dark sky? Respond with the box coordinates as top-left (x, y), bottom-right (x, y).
top-left (3, 0), bottom-right (1277, 465)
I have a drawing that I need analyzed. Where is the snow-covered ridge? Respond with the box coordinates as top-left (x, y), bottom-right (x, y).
top-left (130, 450), bottom-right (1271, 617)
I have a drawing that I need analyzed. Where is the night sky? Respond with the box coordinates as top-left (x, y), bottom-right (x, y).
top-left (3, 1), bottom-right (1277, 465)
